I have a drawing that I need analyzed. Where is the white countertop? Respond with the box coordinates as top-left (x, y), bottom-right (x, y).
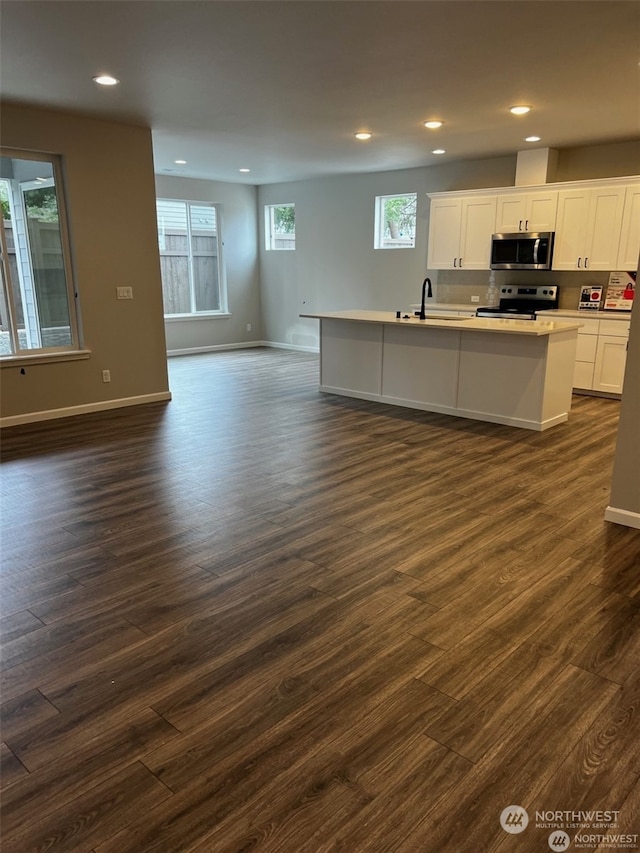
top-left (543, 308), bottom-right (633, 320)
top-left (409, 304), bottom-right (633, 320)
top-left (301, 310), bottom-right (582, 336)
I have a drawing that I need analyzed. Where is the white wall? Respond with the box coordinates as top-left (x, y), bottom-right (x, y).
top-left (258, 156), bottom-right (517, 348)
top-left (155, 175), bottom-right (261, 353)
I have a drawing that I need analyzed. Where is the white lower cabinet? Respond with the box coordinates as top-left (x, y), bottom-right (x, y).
top-left (550, 313), bottom-right (630, 395)
top-left (593, 336), bottom-right (628, 394)
top-left (573, 325), bottom-right (598, 389)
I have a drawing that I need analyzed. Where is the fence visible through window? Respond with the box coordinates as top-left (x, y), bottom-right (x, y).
top-left (156, 200), bottom-right (225, 316)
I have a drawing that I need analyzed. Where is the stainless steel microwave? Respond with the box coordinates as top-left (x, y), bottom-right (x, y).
top-left (490, 232), bottom-right (554, 270)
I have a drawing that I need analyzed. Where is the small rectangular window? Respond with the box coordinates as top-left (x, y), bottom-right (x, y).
top-left (265, 203), bottom-right (295, 251)
top-left (156, 199), bottom-right (227, 316)
top-left (0, 149), bottom-right (80, 356)
top-left (374, 193), bottom-right (417, 249)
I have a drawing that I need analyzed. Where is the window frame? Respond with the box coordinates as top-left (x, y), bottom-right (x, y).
top-left (264, 203), bottom-right (296, 251)
top-left (0, 147), bottom-right (82, 361)
top-left (374, 192), bottom-right (418, 250)
top-left (156, 198), bottom-right (228, 319)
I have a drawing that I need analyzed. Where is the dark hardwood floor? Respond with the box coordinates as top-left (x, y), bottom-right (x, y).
top-left (1, 348), bottom-right (639, 852)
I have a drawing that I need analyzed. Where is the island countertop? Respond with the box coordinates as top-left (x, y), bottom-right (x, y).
top-left (300, 309), bottom-right (582, 336)
top-left (302, 309), bottom-right (580, 431)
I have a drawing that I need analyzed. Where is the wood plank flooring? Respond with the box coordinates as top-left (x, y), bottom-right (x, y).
top-left (1, 347), bottom-right (639, 852)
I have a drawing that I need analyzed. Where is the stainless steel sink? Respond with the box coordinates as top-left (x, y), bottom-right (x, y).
top-left (422, 315), bottom-right (473, 321)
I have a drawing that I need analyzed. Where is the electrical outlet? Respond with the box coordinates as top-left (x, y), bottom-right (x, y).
top-left (102, 369), bottom-right (111, 383)
top-left (471, 295), bottom-right (480, 303)
top-left (246, 323), bottom-right (252, 332)
top-left (116, 287), bottom-right (133, 300)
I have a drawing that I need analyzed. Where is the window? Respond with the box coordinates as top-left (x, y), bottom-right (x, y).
top-left (0, 150), bottom-right (80, 356)
top-left (156, 199), bottom-right (227, 316)
top-left (265, 203), bottom-right (295, 250)
top-left (374, 193), bottom-right (417, 249)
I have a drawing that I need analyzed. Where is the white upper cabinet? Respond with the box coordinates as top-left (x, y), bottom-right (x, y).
top-left (495, 190), bottom-right (558, 233)
top-left (617, 184), bottom-right (640, 271)
top-left (428, 176), bottom-right (638, 273)
top-left (428, 195), bottom-right (496, 270)
top-left (427, 197), bottom-right (462, 269)
top-left (553, 185), bottom-right (626, 271)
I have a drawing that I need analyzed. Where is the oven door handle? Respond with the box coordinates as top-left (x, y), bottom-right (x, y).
top-left (532, 238), bottom-right (540, 265)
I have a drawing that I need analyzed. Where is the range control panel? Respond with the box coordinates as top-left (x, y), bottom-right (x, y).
top-left (499, 285), bottom-right (558, 302)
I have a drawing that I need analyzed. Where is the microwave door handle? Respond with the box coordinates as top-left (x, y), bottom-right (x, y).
top-left (532, 238), bottom-right (540, 265)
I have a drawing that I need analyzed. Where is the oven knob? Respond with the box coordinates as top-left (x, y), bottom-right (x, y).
top-left (542, 289), bottom-right (548, 295)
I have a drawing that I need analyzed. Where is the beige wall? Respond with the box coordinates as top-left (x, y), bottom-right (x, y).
top-left (0, 103), bottom-right (169, 421)
top-left (555, 140), bottom-right (640, 182)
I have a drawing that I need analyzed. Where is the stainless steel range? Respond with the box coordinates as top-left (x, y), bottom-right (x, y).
top-left (476, 285), bottom-right (559, 320)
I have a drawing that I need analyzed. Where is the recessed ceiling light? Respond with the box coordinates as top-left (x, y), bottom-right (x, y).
top-left (525, 136), bottom-right (541, 142)
top-left (510, 105), bottom-right (531, 115)
top-left (239, 168), bottom-right (251, 173)
top-left (432, 149), bottom-right (446, 155)
top-left (424, 120), bottom-right (443, 129)
top-left (354, 132), bottom-right (372, 140)
top-left (174, 160), bottom-right (187, 165)
top-left (93, 74), bottom-right (119, 86)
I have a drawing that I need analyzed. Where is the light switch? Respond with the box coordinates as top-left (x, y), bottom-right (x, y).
top-left (116, 286), bottom-right (133, 299)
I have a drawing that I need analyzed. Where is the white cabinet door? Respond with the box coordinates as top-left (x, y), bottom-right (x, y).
top-left (495, 191), bottom-right (557, 233)
top-left (427, 198), bottom-right (462, 269)
top-left (553, 189), bottom-right (591, 270)
top-left (459, 196), bottom-right (497, 269)
top-left (617, 184), bottom-right (640, 270)
top-left (428, 195), bottom-right (496, 269)
top-left (593, 335), bottom-right (628, 393)
top-left (495, 195), bottom-right (527, 233)
top-left (553, 186), bottom-right (625, 270)
top-left (527, 192), bottom-right (558, 232)
top-left (574, 360), bottom-right (595, 390)
top-left (585, 186), bottom-right (626, 270)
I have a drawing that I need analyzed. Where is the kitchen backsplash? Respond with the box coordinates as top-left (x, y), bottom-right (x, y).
top-left (433, 268), bottom-right (613, 309)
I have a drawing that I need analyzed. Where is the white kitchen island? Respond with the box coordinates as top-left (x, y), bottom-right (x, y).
top-left (300, 310), bottom-right (582, 431)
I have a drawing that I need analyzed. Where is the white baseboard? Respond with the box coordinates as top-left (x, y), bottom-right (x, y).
top-left (263, 340), bottom-right (319, 354)
top-left (167, 341), bottom-right (264, 357)
top-left (167, 341), bottom-right (319, 357)
top-left (0, 391), bottom-right (172, 428)
top-left (604, 505), bottom-right (640, 529)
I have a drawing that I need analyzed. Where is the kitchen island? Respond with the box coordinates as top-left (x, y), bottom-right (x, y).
top-left (300, 310), bottom-right (581, 431)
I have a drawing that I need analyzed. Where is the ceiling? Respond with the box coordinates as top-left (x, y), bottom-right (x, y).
top-left (1, 1), bottom-right (639, 185)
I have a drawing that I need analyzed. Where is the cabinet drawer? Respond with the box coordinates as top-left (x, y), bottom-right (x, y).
top-left (574, 318), bottom-right (600, 335)
top-left (599, 318), bottom-right (631, 337)
top-left (576, 334), bottom-right (597, 362)
top-left (551, 314), bottom-right (600, 334)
